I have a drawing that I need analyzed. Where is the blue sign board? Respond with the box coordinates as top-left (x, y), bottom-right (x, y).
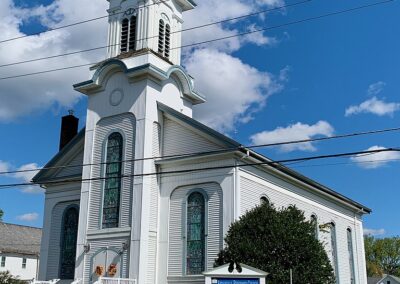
top-left (214, 279), bottom-right (260, 284)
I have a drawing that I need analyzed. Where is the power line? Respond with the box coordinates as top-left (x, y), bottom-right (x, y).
top-left (0, 0), bottom-right (311, 68)
top-left (0, 0), bottom-right (393, 81)
top-left (1, 126), bottom-right (399, 176)
top-left (0, 147), bottom-right (398, 189)
top-left (0, 0), bottom-right (172, 45)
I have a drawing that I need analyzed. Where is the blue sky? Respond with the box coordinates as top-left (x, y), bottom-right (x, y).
top-left (0, 0), bottom-right (399, 237)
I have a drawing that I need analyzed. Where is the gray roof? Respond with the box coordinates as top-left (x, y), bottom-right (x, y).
top-left (368, 274), bottom-right (400, 284)
top-left (0, 222), bottom-right (42, 256)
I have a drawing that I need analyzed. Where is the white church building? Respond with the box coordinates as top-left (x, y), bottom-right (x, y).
top-left (33, 0), bottom-right (371, 283)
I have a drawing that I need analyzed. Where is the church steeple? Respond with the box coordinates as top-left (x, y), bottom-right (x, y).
top-left (106, 0), bottom-right (196, 65)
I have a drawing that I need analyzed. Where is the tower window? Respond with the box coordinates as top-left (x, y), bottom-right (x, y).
top-left (121, 16), bottom-right (137, 53)
top-left (186, 192), bottom-right (205, 275)
top-left (102, 132), bottom-right (123, 228)
top-left (158, 19), bottom-right (171, 59)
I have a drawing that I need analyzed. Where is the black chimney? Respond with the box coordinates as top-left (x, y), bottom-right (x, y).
top-left (59, 110), bottom-right (79, 151)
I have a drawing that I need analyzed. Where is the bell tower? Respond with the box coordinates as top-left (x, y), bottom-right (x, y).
top-left (106, 0), bottom-right (196, 65)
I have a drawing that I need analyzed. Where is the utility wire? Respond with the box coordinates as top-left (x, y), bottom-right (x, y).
top-left (0, 0), bottom-right (311, 68)
top-left (0, 0), bottom-right (172, 44)
top-left (0, 0), bottom-right (393, 81)
top-left (0, 126), bottom-right (399, 176)
top-left (0, 147), bottom-right (399, 189)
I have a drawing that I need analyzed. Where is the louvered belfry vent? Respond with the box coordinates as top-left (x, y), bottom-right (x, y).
top-left (158, 19), bottom-right (165, 55)
top-left (121, 16), bottom-right (137, 53)
top-left (165, 24), bottom-right (171, 59)
top-left (129, 16), bottom-right (137, 51)
top-left (121, 18), bottom-right (129, 53)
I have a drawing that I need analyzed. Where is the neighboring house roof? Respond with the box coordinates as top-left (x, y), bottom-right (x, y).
top-left (32, 102), bottom-right (372, 214)
top-left (368, 274), bottom-right (400, 284)
top-left (0, 222), bottom-right (41, 256)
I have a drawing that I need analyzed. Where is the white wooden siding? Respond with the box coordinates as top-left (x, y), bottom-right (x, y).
top-left (47, 201), bottom-right (79, 280)
top-left (55, 150), bottom-right (84, 178)
top-left (240, 174), bottom-right (365, 284)
top-left (168, 183), bottom-right (223, 277)
top-left (88, 113), bottom-right (136, 230)
top-left (162, 118), bottom-right (223, 156)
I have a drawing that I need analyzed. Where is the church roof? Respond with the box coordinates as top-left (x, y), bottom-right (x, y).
top-left (0, 222), bottom-right (41, 256)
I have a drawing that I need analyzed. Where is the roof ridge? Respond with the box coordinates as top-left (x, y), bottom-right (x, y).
top-left (0, 221), bottom-right (42, 230)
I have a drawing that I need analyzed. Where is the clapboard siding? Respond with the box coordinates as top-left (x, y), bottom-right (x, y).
top-left (55, 150), bottom-right (84, 178)
top-left (146, 235), bottom-right (157, 284)
top-left (88, 113), bottom-right (136, 230)
top-left (84, 238), bottom-right (129, 283)
top-left (163, 118), bottom-right (223, 156)
top-left (168, 183), bottom-right (222, 277)
top-left (47, 201), bottom-right (79, 280)
top-left (240, 175), bottom-right (364, 284)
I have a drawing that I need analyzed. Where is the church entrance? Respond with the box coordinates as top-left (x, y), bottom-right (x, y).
top-left (59, 206), bottom-right (79, 279)
top-left (90, 248), bottom-right (123, 282)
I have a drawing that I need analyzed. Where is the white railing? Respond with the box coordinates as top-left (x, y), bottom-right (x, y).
top-left (94, 277), bottom-right (137, 284)
top-left (30, 279), bottom-right (60, 284)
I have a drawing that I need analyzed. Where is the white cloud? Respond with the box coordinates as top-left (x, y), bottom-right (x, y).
top-left (0, 0), bottom-right (108, 121)
top-left (367, 81), bottom-right (386, 96)
top-left (0, 161), bottom-right (10, 172)
top-left (363, 228), bottom-right (386, 236)
top-left (250, 121), bottom-right (334, 152)
top-left (186, 49), bottom-right (284, 132)
top-left (16, 212), bottom-right (39, 222)
top-left (0, 161), bottom-right (43, 193)
top-left (345, 97), bottom-right (400, 117)
top-left (350, 146), bottom-right (400, 169)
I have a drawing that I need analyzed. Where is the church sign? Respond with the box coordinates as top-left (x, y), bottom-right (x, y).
top-left (204, 264), bottom-right (268, 284)
top-left (212, 278), bottom-right (260, 284)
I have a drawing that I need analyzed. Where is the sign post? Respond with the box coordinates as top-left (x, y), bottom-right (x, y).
top-left (203, 263), bottom-right (268, 284)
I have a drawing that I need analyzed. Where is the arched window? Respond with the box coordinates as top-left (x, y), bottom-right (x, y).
top-left (186, 192), bottom-right (205, 275)
top-left (158, 19), bottom-right (165, 55)
top-left (260, 196), bottom-right (269, 205)
top-left (59, 206), bottom-right (79, 279)
top-left (330, 223), bottom-right (339, 283)
top-left (121, 19), bottom-right (129, 53)
top-left (311, 215), bottom-right (318, 239)
top-left (347, 228), bottom-right (356, 284)
top-left (121, 16), bottom-right (137, 53)
top-left (165, 24), bottom-right (170, 58)
top-left (102, 132), bottom-right (123, 228)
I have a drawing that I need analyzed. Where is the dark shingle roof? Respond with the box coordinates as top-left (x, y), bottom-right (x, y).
top-left (0, 222), bottom-right (42, 256)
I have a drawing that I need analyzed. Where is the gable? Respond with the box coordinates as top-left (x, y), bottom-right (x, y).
top-left (163, 117), bottom-right (225, 156)
top-left (33, 129), bottom-right (85, 183)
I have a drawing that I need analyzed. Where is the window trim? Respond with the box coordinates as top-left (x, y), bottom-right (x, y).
top-left (330, 222), bottom-right (339, 284)
top-left (184, 190), bottom-right (208, 276)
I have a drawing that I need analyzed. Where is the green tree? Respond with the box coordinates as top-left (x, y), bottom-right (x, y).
top-left (0, 209), bottom-right (3, 222)
top-left (0, 271), bottom-right (26, 284)
top-left (365, 235), bottom-right (400, 277)
top-left (215, 203), bottom-right (335, 284)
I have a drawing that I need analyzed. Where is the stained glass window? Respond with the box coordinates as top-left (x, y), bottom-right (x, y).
top-left (60, 207), bottom-right (79, 279)
top-left (102, 132), bottom-right (123, 228)
top-left (347, 229), bottom-right (356, 284)
top-left (311, 215), bottom-right (318, 239)
top-left (186, 192), bottom-right (205, 275)
top-left (331, 223), bottom-right (339, 284)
